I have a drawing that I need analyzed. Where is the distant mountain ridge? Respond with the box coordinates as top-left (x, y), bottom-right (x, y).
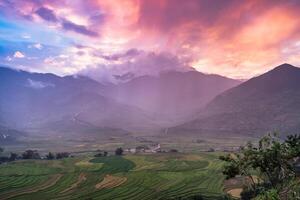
top-left (172, 63), bottom-right (300, 136)
top-left (0, 66), bottom-right (242, 139)
top-left (8, 63), bottom-right (300, 138)
top-left (0, 125), bottom-right (26, 144)
top-left (106, 70), bottom-right (241, 119)
top-left (0, 67), bottom-right (156, 135)
top-left (3, 64), bottom-right (300, 138)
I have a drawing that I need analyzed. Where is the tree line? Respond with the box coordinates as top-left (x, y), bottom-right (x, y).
top-left (0, 147), bottom-right (125, 164)
top-left (0, 148), bottom-right (71, 164)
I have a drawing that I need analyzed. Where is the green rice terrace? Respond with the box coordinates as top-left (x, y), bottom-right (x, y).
top-left (0, 153), bottom-right (228, 200)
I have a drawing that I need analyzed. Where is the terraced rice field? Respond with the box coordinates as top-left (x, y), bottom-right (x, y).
top-left (0, 153), bottom-right (227, 200)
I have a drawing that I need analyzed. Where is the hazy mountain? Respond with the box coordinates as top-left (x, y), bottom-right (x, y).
top-left (0, 66), bottom-right (242, 136)
top-left (0, 125), bottom-right (26, 144)
top-left (0, 67), bottom-right (156, 134)
top-left (173, 64), bottom-right (300, 136)
top-left (107, 71), bottom-right (241, 122)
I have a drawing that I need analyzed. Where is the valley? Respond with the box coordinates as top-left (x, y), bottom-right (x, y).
top-left (1, 63), bottom-right (300, 200)
top-left (2, 1), bottom-right (300, 198)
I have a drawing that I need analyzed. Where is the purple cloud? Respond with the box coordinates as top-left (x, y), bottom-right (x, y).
top-left (62, 20), bottom-right (98, 37)
top-left (0, 1), bottom-right (100, 38)
top-left (113, 72), bottom-right (135, 82)
top-left (100, 48), bottom-right (142, 61)
top-left (34, 6), bottom-right (98, 37)
top-left (35, 7), bottom-right (58, 22)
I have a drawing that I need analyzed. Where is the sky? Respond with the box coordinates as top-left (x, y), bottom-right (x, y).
top-left (1, 0), bottom-right (300, 82)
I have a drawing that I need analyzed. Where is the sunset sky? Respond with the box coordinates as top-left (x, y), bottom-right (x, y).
top-left (1, 0), bottom-right (300, 82)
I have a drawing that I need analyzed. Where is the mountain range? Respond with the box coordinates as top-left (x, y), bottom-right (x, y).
top-left (0, 67), bottom-right (155, 134)
top-left (173, 63), bottom-right (300, 136)
top-left (1, 63), bottom-right (300, 142)
top-left (106, 71), bottom-right (240, 121)
top-left (0, 66), bottom-right (240, 140)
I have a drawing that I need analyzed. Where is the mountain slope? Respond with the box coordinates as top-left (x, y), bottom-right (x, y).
top-left (106, 70), bottom-right (241, 121)
top-left (0, 67), bottom-right (156, 133)
top-left (0, 125), bottom-right (26, 144)
top-left (173, 64), bottom-right (300, 136)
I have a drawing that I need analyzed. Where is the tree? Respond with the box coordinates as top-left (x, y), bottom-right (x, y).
top-left (255, 189), bottom-right (280, 200)
top-left (22, 150), bottom-right (40, 159)
top-left (220, 133), bottom-right (300, 199)
top-left (46, 152), bottom-right (55, 160)
top-left (95, 151), bottom-right (108, 157)
top-left (285, 134), bottom-right (300, 157)
top-left (169, 149), bottom-right (178, 153)
top-left (115, 147), bottom-right (123, 156)
top-left (56, 152), bottom-right (70, 159)
top-left (0, 147), bottom-right (3, 154)
top-left (9, 153), bottom-right (18, 161)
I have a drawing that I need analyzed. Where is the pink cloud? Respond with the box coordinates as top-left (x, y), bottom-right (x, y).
top-left (2, 0), bottom-right (300, 79)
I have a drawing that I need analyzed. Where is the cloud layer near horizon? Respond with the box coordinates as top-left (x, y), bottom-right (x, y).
top-left (1, 0), bottom-right (300, 81)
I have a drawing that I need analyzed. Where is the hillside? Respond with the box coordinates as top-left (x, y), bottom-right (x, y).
top-left (107, 71), bottom-right (240, 120)
top-left (173, 64), bottom-right (300, 136)
top-left (0, 67), bottom-right (241, 135)
top-left (0, 67), bottom-right (155, 134)
top-left (0, 125), bottom-right (26, 144)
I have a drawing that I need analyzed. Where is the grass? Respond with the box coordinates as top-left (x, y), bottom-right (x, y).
top-left (0, 153), bottom-right (227, 200)
top-left (90, 156), bottom-right (136, 174)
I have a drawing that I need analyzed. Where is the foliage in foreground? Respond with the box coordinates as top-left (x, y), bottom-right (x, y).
top-left (220, 134), bottom-right (300, 200)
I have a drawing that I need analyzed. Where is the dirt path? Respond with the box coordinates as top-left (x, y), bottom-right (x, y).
top-left (60, 173), bottom-right (86, 193)
top-left (95, 174), bottom-right (127, 189)
top-left (1, 174), bottom-right (62, 200)
top-left (227, 188), bottom-right (242, 198)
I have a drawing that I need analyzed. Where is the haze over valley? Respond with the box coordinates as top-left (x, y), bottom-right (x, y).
top-left (1, 63), bottom-right (300, 150)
